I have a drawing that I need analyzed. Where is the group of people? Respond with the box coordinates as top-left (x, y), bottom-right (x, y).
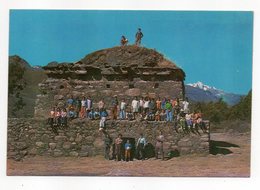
top-left (104, 131), bottom-right (165, 161)
top-left (47, 94), bottom-right (207, 134)
top-left (120, 28), bottom-right (144, 46)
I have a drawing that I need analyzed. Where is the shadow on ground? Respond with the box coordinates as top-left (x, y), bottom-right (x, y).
top-left (210, 140), bottom-right (239, 155)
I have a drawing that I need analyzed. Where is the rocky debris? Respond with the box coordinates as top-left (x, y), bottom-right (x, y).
top-left (43, 46), bottom-right (185, 81)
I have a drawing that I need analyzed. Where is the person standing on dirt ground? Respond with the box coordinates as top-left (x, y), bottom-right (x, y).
top-left (104, 133), bottom-right (112, 160)
top-left (124, 140), bottom-right (132, 162)
top-left (135, 28), bottom-right (143, 46)
top-left (155, 130), bottom-right (164, 160)
top-left (136, 133), bottom-right (147, 160)
top-left (115, 134), bottom-right (123, 161)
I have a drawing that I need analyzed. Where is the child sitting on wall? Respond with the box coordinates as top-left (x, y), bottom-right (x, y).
top-left (47, 107), bottom-right (56, 127)
top-left (61, 108), bottom-right (68, 128)
top-left (147, 109), bottom-right (155, 121)
top-left (160, 109), bottom-right (167, 121)
top-left (99, 108), bottom-right (108, 132)
top-left (55, 107), bottom-right (61, 127)
top-left (68, 105), bottom-right (76, 120)
top-left (126, 108), bottom-right (134, 121)
top-left (94, 108), bottom-right (100, 120)
top-left (88, 108), bottom-right (95, 120)
top-left (155, 109), bottom-right (161, 121)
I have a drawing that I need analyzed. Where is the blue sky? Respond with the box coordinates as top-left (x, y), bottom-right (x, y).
top-left (9, 10), bottom-right (253, 94)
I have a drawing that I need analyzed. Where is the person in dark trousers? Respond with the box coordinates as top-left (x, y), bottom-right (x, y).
top-left (104, 133), bottom-right (112, 160)
top-left (135, 28), bottom-right (143, 46)
top-left (115, 134), bottom-right (123, 161)
top-left (155, 130), bottom-right (164, 160)
top-left (136, 133), bottom-right (147, 160)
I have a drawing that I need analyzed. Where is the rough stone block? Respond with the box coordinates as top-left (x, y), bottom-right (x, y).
top-left (69, 151), bottom-right (79, 157)
top-left (54, 136), bottom-right (67, 142)
top-left (28, 148), bottom-right (37, 155)
top-left (36, 141), bottom-right (46, 148)
top-left (63, 142), bottom-right (72, 150)
top-left (16, 142), bottom-right (28, 150)
top-left (49, 143), bottom-right (57, 150)
top-left (53, 149), bottom-right (63, 157)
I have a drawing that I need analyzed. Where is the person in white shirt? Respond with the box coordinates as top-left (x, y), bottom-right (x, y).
top-left (131, 96), bottom-right (140, 119)
top-left (143, 97), bottom-right (150, 114)
top-left (119, 99), bottom-right (127, 119)
top-left (80, 97), bottom-right (86, 118)
top-left (139, 97), bottom-right (145, 113)
top-left (182, 97), bottom-right (190, 114)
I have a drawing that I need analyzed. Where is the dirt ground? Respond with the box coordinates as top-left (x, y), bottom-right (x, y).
top-left (7, 132), bottom-right (250, 177)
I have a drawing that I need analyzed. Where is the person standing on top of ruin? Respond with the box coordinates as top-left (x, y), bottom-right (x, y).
top-left (80, 96), bottom-right (87, 119)
top-left (120, 35), bottom-right (128, 46)
top-left (136, 133), bottom-right (147, 160)
top-left (111, 95), bottom-right (119, 120)
top-left (155, 130), bottom-right (164, 160)
top-left (119, 98), bottom-right (127, 120)
top-left (115, 134), bottom-right (123, 161)
top-left (135, 28), bottom-right (143, 46)
top-left (131, 96), bottom-right (140, 120)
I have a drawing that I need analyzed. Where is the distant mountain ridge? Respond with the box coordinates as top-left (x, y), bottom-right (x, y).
top-left (185, 81), bottom-right (243, 106)
top-left (9, 55), bottom-right (43, 71)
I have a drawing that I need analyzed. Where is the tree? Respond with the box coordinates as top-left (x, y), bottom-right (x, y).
top-left (8, 62), bottom-right (26, 116)
top-left (228, 90), bottom-right (252, 121)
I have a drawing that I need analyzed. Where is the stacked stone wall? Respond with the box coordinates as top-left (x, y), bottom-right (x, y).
top-left (35, 78), bottom-right (184, 118)
top-left (8, 118), bottom-right (209, 160)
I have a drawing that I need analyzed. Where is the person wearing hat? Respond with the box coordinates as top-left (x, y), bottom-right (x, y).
top-left (135, 28), bottom-right (144, 46)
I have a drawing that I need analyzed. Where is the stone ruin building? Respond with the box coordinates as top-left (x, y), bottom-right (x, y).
top-left (35, 45), bottom-right (186, 118)
top-left (8, 46), bottom-right (210, 160)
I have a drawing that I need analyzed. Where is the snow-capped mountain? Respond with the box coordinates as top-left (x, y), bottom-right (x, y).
top-left (185, 81), bottom-right (243, 106)
top-left (187, 81), bottom-right (217, 91)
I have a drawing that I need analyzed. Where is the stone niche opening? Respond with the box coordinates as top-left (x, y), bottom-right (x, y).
top-left (129, 83), bottom-right (134, 89)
